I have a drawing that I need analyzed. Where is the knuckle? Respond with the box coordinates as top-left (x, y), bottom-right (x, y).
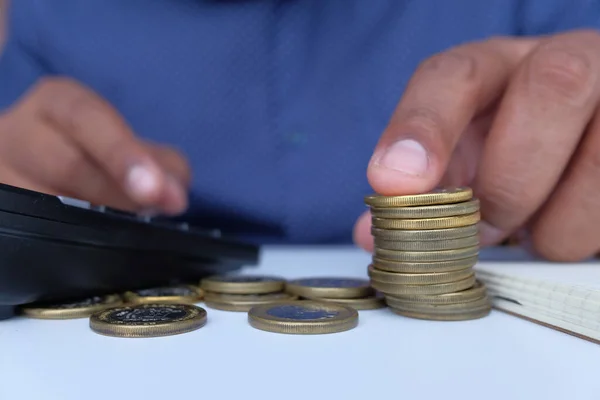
top-left (527, 44), bottom-right (593, 104)
top-left (55, 149), bottom-right (89, 183)
top-left (400, 106), bottom-right (446, 136)
top-left (531, 230), bottom-right (584, 262)
top-left (418, 51), bottom-right (477, 82)
top-left (480, 176), bottom-right (533, 229)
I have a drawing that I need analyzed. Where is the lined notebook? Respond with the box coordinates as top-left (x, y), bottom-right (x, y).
top-left (475, 247), bottom-right (600, 343)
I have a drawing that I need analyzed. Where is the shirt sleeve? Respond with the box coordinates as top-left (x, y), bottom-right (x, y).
top-left (0, 1), bottom-right (46, 112)
top-left (518, 0), bottom-right (600, 35)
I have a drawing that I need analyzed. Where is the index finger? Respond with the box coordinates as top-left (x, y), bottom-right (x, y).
top-left (25, 77), bottom-right (187, 213)
top-left (367, 37), bottom-right (538, 195)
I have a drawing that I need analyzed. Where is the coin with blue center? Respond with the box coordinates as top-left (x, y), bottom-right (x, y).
top-left (247, 301), bottom-right (359, 334)
top-left (201, 275), bottom-right (285, 294)
top-left (124, 285), bottom-right (203, 305)
top-left (285, 277), bottom-right (373, 299)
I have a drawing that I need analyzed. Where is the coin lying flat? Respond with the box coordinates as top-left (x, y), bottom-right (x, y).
top-left (369, 199), bottom-right (480, 219)
top-left (204, 292), bottom-right (298, 312)
top-left (285, 278), bottom-right (373, 299)
top-left (364, 187), bottom-right (473, 208)
top-left (200, 275), bottom-right (285, 294)
top-left (390, 306), bottom-right (491, 321)
top-left (371, 225), bottom-right (478, 241)
top-left (20, 294), bottom-right (123, 319)
top-left (374, 235), bottom-right (478, 251)
top-left (367, 264), bottom-right (473, 285)
top-left (124, 285), bottom-right (203, 305)
top-left (374, 246), bottom-right (479, 262)
top-left (371, 212), bottom-right (480, 230)
top-left (248, 301), bottom-right (359, 334)
top-left (301, 293), bottom-right (387, 310)
top-left (385, 280), bottom-right (488, 305)
top-left (371, 256), bottom-right (479, 274)
top-left (89, 304), bottom-right (207, 338)
top-left (371, 275), bottom-right (476, 296)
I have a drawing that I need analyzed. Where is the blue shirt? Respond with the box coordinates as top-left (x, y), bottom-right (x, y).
top-left (1, 0), bottom-right (599, 244)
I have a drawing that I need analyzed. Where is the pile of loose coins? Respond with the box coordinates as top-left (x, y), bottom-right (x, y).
top-left (364, 187), bottom-right (491, 321)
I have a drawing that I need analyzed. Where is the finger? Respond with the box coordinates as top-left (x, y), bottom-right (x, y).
top-left (22, 78), bottom-right (187, 213)
top-left (143, 142), bottom-right (192, 187)
top-left (353, 210), bottom-right (374, 252)
top-left (529, 107), bottom-right (600, 261)
top-left (0, 116), bottom-right (140, 210)
top-left (473, 31), bottom-right (600, 245)
top-left (367, 37), bottom-right (537, 195)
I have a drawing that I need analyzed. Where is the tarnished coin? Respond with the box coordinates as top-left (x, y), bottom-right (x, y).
top-left (204, 292), bottom-right (297, 312)
top-left (371, 225), bottom-right (478, 241)
top-left (367, 264), bottom-right (474, 285)
top-left (369, 199), bottom-right (480, 219)
top-left (374, 246), bottom-right (479, 262)
top-left (248, 301), bottom-right (359, 334)
top-left (20, 294), bottom-right (123, 319)
top-left (371, 212), bottom-right (480, 230)
top-left (371, 274), bottom-right (476, 296)
top-left (372, 256), bottom-right (478, 274)
top-left (374, 235), bottom-right (478, 251)
top-left (200, 275), bottom-right (285, 294)
top-left (385, 280), bottom-right (488, 305)
top-left (365, 187), bottom-right (472, 208)
top-left (390, 306), bottom-right (491, 321)
top-left (301, 292), bottom-right (387, 310)
top-left (285, 277), bottom-right (373, 299)
top-left (124, 285), bottom-right (203, 305)
top-left (89, 304), bottom-right (207, 338)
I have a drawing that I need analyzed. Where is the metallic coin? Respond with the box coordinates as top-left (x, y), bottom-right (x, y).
top-left (285, 277), bottom-right (373, 299)
top-left (367, 264), bottom-right (474, 285)
top-left (369, 199), bottom-right (480, 219)
top-left (385, 280), bottom-right (488, 305)
top-left (124, 285), bottom-right (203, 305)
top-left (200, 275), bottom-right (285, 294)
top-left (372, 212), bottom-right (480, 230)
top-left (374, 235), bottom-right (479, 251)
top-left (247, 301), bottom-right (358, 334)
top-left (371, 225), bottom-right (478, 241)
top-left (20, 294), bottom-right (123, 319)
top-left (372, 256), bottom-right (478, 274)
top-left (364, 187), bottom-right (472, 208)
top-left (371, 275), bottom-right (476, 296)
top-left (89, 304), bottom-right (207, 338)
top-left (203, 292), bottom-right (298, 312)
top-left (374, 246), bottom-right (479, 262)
top-left (301, 292), bottom-right (386, 310)
top-left (389, 305), bottom-right (491, 321)
top-left (388, 296), bottom-right (490, 313)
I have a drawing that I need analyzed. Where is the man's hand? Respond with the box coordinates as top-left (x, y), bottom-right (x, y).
top-left (0, 77), bottom-right (190, 215)
top-left (354, 29), bottom-right (600, 262)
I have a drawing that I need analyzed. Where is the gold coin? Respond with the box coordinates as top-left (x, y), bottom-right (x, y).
top-left (374, 246), bottom-right (479, 262)
top-left (374, 235), bottom-right (478, 251)
top-left (364, 187), bottom-right (472, 208)
top-left (247, 301), bottom-right (358, 334)
top-left (389, 305), bottom-right (491, 321)
top-left (371, 225), bottom-right (478, 241)
top-left (372, 212), bottom-right (480, 230)
top-left (369, 199), bottom-right (479, 219)
top-left (200, 275), bottom-right (285, 294)
top-left (285, 277), bottom-right (373, 299)
top-left (89, 303), bottom-right (207, 338)
top-left (124, 285), bottom-right (203, 305)
top-left (372, 256), bottom-right (478, 274)
top-left (203, 292), bottom-right (298, 312)
top-left (301, 293), bottom-right (386, 310)
top-left (20, 294), bottom-right (123, 319)
top-left (385, 280), bottom-right (487, 305)
top-left (371, 274), bottom-right (476, 295)
top-left (367, 264), bottom-right (473, 285)
top-left (388, 296), bottom-right (490, 313)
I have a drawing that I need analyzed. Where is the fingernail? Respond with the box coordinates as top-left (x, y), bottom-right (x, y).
top-left (479, 221), bottom-right (506, 246)
top-left (376, 139), bottom-right (429, 176)
top-left (126, 164), bottom-right (161, 200)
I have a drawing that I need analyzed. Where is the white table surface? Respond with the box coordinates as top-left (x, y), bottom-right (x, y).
top-left (1, 246), bottom-right (599, 400)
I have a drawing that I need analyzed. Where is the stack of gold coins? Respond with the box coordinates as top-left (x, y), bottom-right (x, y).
top-left (284, 277), bottom-right (386, 310)
top-left (364, 187), bottom-right (491, 321)
top-left (199, 275), bottom-right (297, 311)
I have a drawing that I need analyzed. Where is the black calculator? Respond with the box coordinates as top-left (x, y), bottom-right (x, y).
top-left (0, 184), bottom-right (259, 320)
